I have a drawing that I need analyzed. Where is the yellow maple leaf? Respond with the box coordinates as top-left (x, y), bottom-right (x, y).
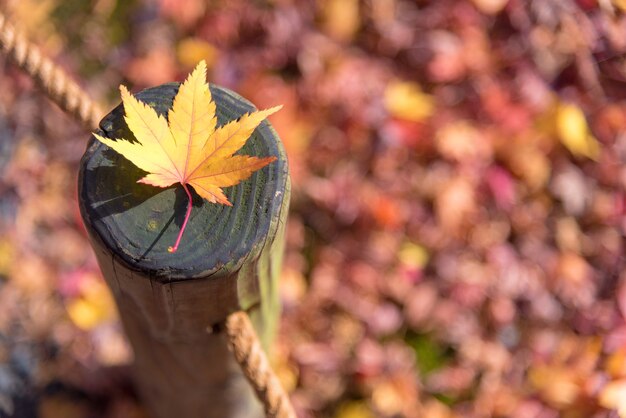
top-left (93, 60), bottom-right (281, 253)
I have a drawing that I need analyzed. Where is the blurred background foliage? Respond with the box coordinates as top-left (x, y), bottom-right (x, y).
top-left (0, 0), bottom-right (625, 417)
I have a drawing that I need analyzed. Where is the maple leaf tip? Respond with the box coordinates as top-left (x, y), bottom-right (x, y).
top-left (268, 104), bottom-right (283, 114)
top-left (188, 60), bottom-right (208, 81)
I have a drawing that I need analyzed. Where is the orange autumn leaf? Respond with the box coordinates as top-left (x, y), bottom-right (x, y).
top-left (93, 60), bottom-right (281, 252)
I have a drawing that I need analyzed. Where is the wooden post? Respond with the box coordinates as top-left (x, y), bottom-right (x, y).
top-left (77, 83), bottom-right (290, 418)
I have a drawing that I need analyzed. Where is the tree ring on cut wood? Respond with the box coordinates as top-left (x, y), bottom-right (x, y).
top-left (78, 82), bottom-right (289, 284)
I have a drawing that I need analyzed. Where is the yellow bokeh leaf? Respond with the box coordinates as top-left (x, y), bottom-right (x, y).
top-left (67, 299), bottom-right (104, 330)
top-left (384, 81), bottom-right (434, 123)
top-left (422, 399), bottom-right (455, 418)
top-left (471, 0), bottom-right (508, 14)
top-left (0, 239), bottom-right (14, 277)
top-left (372, 381), bottom-right (405, 416)
top-left (436, 120), bottom-right (491, 162)
top-left (606, 348), bottom-right (626, 378)
top-left (334, 402), bottom-right (375, 418)
top-left (177, 38), bottom-right (218, 69)
top-left (613, 0), bottom-right (626, 12)
top-left (398, 241), bottom-right (429, 269)
top-left (528, 365), bottom-right (580, 408)
top-left (322, 0), bottom-right (360, 42)
top-left (66, 278), bottom-right (115, 331)
top-left (556, 102), bottom-right (600, 160)
top-left (599, 379), bottom-right (626, 417)
top-left (93, 60), bottom-right (281, 252)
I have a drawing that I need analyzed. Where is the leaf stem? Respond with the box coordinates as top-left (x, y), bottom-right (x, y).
top-left (168, 183), bottom-right (193, 253)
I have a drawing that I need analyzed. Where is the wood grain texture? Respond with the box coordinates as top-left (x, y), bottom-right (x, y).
top-left (78, 83), bottom-right (289, 418)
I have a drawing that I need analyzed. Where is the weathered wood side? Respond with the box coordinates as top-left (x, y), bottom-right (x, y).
top-left (78, 83), bottom-right (289, 418)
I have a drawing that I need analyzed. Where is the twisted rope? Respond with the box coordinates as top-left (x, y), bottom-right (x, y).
top-left (226, 311), bottom-right (297, 418)
top-left (0, 10), bottom-right (296, 418)
top-left (0, 11), bottom-right (103, 130)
